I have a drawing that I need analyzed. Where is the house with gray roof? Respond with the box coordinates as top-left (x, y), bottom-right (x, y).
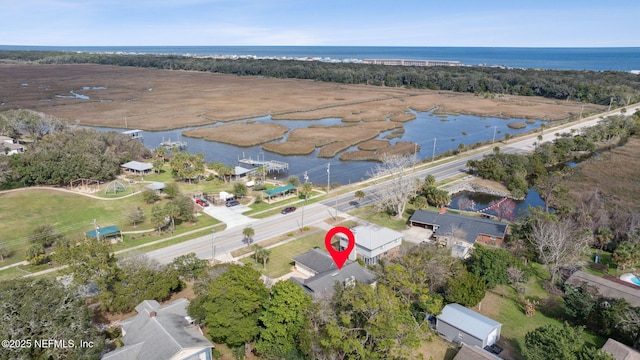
top-left (0, 135), bottom-right (25, 155)
top-left (410, 210), bottom-right (508, 258)
top-left (102, 298), bottom-right (213, 360)
top-left (436, 303), bottom-right (502, 349)
top-left (121, 160), bottom-right (153, 174)
top-left (601, 338), bottom-right (640, 360)
top-left (338, 225), bottom-right (403, 265)
top-left (566, 271), bottom-right (640, 307)
top-left (291, 249), bottom-right (377, 298)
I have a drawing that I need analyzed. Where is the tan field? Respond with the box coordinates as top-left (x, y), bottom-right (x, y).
top-left (0, 64), bottom-right (605, 158)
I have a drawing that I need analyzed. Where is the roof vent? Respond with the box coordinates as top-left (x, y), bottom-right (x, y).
top-left (149, 311), bottom-right (157, 318)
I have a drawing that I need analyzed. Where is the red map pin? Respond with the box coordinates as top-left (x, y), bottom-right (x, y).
top-left (325, 226), bottom-right (355, 270)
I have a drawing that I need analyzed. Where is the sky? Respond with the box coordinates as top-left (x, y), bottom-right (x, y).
top-left (2, 0), bottom-right (639, 47)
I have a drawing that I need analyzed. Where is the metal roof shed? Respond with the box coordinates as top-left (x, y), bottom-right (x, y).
top-left (121, 160), bottom-right (153, 174)
top-left (436, 303), bottom-right (502, 349)
top-left (85, 225), bottom-right (121, 240)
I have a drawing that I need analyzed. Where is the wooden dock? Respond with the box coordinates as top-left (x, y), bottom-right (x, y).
top-left (238, 157), bottom-right (288, 173)
top-left (160, 138), bottom-right (187, 149)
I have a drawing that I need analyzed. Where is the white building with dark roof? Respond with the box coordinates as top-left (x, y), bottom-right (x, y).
top-left (102, 299), bottom-right (213, 360)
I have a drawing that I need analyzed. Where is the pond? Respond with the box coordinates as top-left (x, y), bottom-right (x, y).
top-left (91, 109), bottom-right (543, 185)
top-left (449, 188), bottom-right (546, 220)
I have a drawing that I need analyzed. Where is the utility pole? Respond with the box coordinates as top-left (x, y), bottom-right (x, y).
top-left (93, 219), bottom-right (100, 241)
top-left (492, 126), bottom-right (497, 144)
top-left (301, 172), bottom-right (308, 231)
top-left (431, 138), bottom-right (437, 162)
top-left (326, 163), bottom-right (330, 193)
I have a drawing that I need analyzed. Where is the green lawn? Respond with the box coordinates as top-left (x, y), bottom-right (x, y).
top-left (0, 187), bottom-right (220, 267)
top-left (241, 230), bottom-right (326, 278)
top-left (480, 263), bottom-right (607, 357)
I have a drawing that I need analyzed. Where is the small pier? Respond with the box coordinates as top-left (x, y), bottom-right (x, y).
top-left (238, 157), bottom-right (289, 173)
top-left (160, 137), bottom-right (187, 149)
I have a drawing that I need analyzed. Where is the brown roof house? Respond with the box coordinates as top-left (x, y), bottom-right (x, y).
top-left (409, 209), bottom-right (508, 259)
top-left (291, 248), bottom-right (377, 298)
top-left (102, 299), bottom-right (213, 360)
top-left (338, 225), bottom-right (403, 265)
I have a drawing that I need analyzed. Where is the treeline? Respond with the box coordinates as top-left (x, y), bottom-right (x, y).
top-left (467, 113), bottom-right (640, 198)
top-left (0, 109), bottom-right (151, 189)
top-left (2, 50), bottom-right (640, 107)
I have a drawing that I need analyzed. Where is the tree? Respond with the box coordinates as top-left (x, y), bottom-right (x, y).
top-left (370, 154), bottom-right (418, 218)
top-left (412, 195), bottom-right (428, 210)
top-left (171, 252), bottom-right (209, 280)
top-left (243, 226), bottom-right (255, 245)
top-left (152, 157), bottom-right (164, 173)
top-left (301, 182), bottom-right (313, 199)
top-left (257, 247), bottom-right (271, 269)
top-left (490, 198), bottom-right (516, 221)
top-left (0, 278), bottom-right (105, 359)
top-left (53, 239), bottom-right (121, 304)
top-left (163, 181), bottom-right (180, 198)
top-left (303, 283), bottom-right (420, 360)
top-left (189, 264), bottom-right (268, 348)
top-left (613, 241), bottom-right (640, 272)
top-left (155, 146), bottom-right (167, 161)
top-left (535, 170), bottom-right (568, 213)
top-left (467, 244), bottom-right (515, 289)
top-left (28, 223), bottom-right (63, 248)
top-left (255, 280), bottom-right (312, 358)
top-left (287, 175), bottom-right (300, 187)
top-left (26, 243), bottom-right (47, 265)
top-left (522, 323), bottom-right (613, 360)
top-left (142, 188), bottom-right (160, 203)
top-left (354, 189), bottom-right (365, 202)
top-left (0, 243), bottom-right (11, 262)
top-left (128, 206), bottom-right (145, 227)
top-left (109, 255), bottom-right (183, 313)
top-left (233, 182), bottom-right (247, 198)
top-left (445, 271), bottom-right (487, 307)
top-left (527, 214), bottom-right (590, 284)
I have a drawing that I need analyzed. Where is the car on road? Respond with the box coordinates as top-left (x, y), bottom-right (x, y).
top-left (349, 200), bottom-right (360, 208)
top-left (226, 200), bottom-right (240, 207)
top-left (281, 206), bottom-right (297, 214)
top-left (195, 199), bottom-right (209, 207)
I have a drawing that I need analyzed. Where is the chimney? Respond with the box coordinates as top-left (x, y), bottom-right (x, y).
top-left (149, 311), bottom-right (157, 318)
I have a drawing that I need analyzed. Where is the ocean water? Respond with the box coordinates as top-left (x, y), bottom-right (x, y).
top-left (2, 45), bottom-right (639, 71)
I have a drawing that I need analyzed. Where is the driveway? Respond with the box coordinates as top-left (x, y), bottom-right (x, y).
top-left (402, 226), bottom-right (434, 245)
top-left (202, 204), bottom-right (256, 228)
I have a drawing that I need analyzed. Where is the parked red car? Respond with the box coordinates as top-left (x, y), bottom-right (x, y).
top-left (195, 199), bottom-right (209, 207)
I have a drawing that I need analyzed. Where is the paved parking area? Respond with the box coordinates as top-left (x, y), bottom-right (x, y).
top-left (402, 226), bottom-right (434, 245)
top-left (203, 204), bottom-right (256, 228)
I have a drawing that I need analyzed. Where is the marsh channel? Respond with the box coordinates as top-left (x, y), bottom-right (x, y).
top-left (92, 109), bottom-right (544, 186)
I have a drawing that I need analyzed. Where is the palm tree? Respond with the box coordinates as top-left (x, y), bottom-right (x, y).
top-left (301, 182), bottom-right (313, 199)
top-left (354, 190), bottom-right (365, 202)
top-left (243, 226), bottom-right (255, 246)
top-left (257, 247), bottom-right (271, 269)
top-left (252, 244), bottom-right (262, 263)
top-left (155, 146), bottom-right (167, 161)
